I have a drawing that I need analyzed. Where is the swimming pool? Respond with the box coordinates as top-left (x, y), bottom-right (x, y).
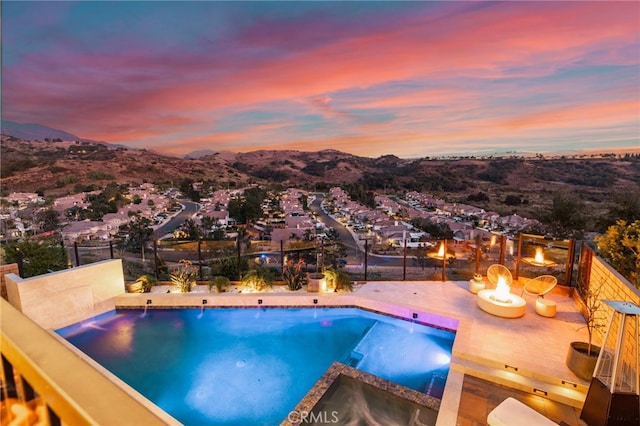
top-left (57, 307), bottom-right (455, 425)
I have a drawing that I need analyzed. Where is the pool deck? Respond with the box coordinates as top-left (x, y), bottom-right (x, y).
top-left (115, 280), bottom-right (591, 425)
top-left (351, 281), bottom-right (589, 426)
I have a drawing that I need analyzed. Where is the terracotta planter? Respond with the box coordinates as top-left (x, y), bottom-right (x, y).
top-left (566, 341), bottom-right (600, 381)
top-left (307, 274), bottom-right (324, 292)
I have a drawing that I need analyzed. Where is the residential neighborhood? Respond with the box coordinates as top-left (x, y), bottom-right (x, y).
top-left (0, 182), bottom-right (541, 257)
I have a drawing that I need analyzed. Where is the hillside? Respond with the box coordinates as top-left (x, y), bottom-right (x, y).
top-left (2, 134), bottom-right (639, 230)
top-left (1, 120), bottom-right (80, 142)
top-left (0, 136), bottom-right (383, 194)
top-left (0, 135), bottom-right (243, 194)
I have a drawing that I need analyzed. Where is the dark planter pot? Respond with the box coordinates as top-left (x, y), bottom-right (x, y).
top-left (566, 341), bottom-right (600, 381)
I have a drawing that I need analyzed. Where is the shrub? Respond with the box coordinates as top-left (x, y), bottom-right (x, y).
top-left (2, 238), bottom-right (67, 278)
top-left (282, 259), bottom-right (307, 291)
top-left (170, 260), bottom-right (197, 293)
top-left (210, 257), bottom-right (249, 281)
top-left (595, 220), bottom-right (640, 289)
top-left (135, 274), bottom-right (157, 292)
top-left (209, 276), bottom-right (230, 293)
top-left (323, 268), bottom-right (353, 292)
top-left (241, 267), bottom-right (276, 292)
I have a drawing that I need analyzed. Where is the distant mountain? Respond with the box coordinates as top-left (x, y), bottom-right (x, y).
top-left (185, 149), bottom-right (219, 159)
top-left (1, 120), bottom-right (130, 149)
top-left (1, 120), bottom-right (80, 142)
top-left (2, 134), bottom-right (639, 228)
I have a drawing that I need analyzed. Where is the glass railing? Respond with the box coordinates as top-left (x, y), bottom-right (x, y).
top-left (59, 233), bottom-right (578, 285)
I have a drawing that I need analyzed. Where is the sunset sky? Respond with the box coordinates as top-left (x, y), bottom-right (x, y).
top-left (2, 1), bottom-right (639, 158)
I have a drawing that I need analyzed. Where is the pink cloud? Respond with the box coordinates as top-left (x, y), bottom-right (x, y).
top-left (2, 1), bottom-right (638, 157)
top-left (502, 99), bottom-right (639, 131)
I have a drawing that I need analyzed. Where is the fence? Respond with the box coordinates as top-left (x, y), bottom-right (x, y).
top-left (55, 233), bottom-right (579, 284)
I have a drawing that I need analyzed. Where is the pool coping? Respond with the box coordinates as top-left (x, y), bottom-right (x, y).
top-left (113, 291), bottom-right (460, 332)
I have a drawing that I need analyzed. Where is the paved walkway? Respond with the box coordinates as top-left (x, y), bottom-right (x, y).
top-left (458, 375), bottom-right (585, 426)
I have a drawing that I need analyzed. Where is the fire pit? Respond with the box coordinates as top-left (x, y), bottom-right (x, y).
top-left (522, 247), bottom-right (557, 267)
top-left (477, 267), bottom-right (526, 318)
top-left (427, 242), bottom-right (454, 260)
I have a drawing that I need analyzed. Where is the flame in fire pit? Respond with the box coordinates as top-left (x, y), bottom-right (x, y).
top-left (490, 275), bottom-right (512, 304)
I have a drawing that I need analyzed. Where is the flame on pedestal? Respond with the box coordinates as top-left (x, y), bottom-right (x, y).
top-left (437, 243), bottom-right (445, 258)
top-left (534, 247), bottom-right (545, 265)
top-left (493, 275), bottom-right (512, 303)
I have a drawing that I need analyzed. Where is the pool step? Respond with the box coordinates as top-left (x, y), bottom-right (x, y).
top-left (348, 350), bottom-right (364, 367)
top-left (346, 321), bottom-right (380, 365)
top-left (424, 373), bottom-right (447, 399)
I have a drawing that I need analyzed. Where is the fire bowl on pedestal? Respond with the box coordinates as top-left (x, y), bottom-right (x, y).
top-left (477, 289), bottom-right (526, 318)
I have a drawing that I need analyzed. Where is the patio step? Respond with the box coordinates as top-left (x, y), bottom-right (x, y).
top-left (450, 352), bottom-right (588, 408)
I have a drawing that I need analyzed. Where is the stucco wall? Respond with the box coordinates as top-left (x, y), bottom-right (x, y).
top-left (5, 259), bottom-right (125, 329)
top-left (583, 256), bottom-right (640, 382)
top-left (588, 256), bottom-right (640, 342)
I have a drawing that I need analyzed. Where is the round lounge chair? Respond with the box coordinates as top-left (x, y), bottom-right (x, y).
top-left (486, 264), bottom-right (513, 288)
top-left (521, 275), bottom-right (557, 298)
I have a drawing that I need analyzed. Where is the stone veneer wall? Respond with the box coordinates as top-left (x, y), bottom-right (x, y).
top-left (5, 259), bottom-right (125, 329)
top-left (1, 264), bottom-right (20, 300)
top-left (584, 256), bottom-right (640, 382)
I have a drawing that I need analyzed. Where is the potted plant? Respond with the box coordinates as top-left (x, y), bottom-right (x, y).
top-left (307, 271), bottom-right (325, 292)
top-left (127, 281), bottom-right (144, 293)
top-left (170, 260), bottom-right (198, 293)
top-left (322, 268), bottom-right (353, 293)
top-left (208, 276), bottom-right (230, 293)
top-left (282, 259), bottom-right (307, 291)
top-left (565, 280), bottom-right (604, 380)
top-left (127, 274), bottom-right (156, 293)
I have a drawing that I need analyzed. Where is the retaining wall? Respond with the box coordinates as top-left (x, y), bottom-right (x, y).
top-left (4, 259), bottom-right (125, 329)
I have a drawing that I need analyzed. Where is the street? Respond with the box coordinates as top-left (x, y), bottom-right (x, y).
top-left (153, 200), bottom-right (200, 239)
top-left (309, 194), bottom-right (407, 267)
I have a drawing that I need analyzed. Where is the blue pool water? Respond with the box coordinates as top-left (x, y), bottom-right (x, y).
top-left (57, 307), bottom-right (455, 425)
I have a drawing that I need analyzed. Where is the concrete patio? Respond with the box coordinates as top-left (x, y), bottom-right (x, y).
top-left (350, 280), bottom-right (590, 425)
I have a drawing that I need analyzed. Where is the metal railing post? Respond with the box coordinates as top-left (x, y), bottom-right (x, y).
top-left (403, 238), bottom-right (407, 281)
top-left (515, 233), bottom-right (523, 280)
top-left (565, 239), bottom-right (576, 287)
top-left (198, 238), bottom-right (203, 281)
top-left (74, 242), bottom-right (80, 267)
top-left (364, 239), bottom-right (368, 282)
top-left (475, 235), bottom-right (481, 274)
top-left (441, 239), bottom-right (447, 282)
